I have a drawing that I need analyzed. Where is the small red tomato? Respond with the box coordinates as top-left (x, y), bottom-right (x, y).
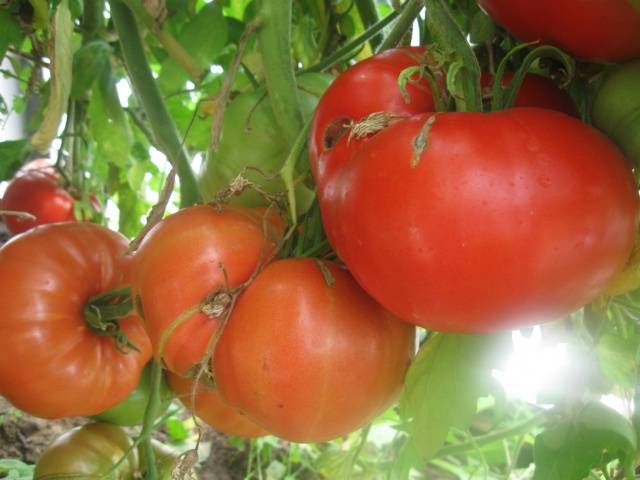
top-left (1, 171), bottom-right (75, 235)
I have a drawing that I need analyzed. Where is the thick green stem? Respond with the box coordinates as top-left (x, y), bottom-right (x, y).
top-left (140, 360), bottom-right (163, 480)
top-left (433, 410), bottom-right (550, 459)
top-left (279, 120), bottom-right (312, 223)
top-left (82, 0), bottom-right (105, 42)
top-left (424, 0), bottom-right (482, 112)
top-left (300, 9), bottom-right (400, 73)
top-left (120, 0), bottom-right (205, 82)
top-left (109, 0), bottom-right (200, 207)
top-left (355, 0), bottom-right (382, 50)
top-left (256, 0), bottom-right (303, 149)
top-left (377, 0), bottom-right (423, 52)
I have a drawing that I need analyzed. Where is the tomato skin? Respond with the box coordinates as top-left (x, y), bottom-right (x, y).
top-left (92, 363), bottom-right (174, 426)
top-left (324, 109), bottom-right (638, 332)
top-left (132, 205), bottom-right (281, 377)
top-left (213, 258), bottom-right (415, 443)
top-left (477, 0), bottom-right (640, 63)
top-left (0, 223), bottom-right (152, 418)
top-left (167, 372), bottom-right (266, 438)
top-left (34, 423), bottom-right (138, 480)
top-left (1, 171), bottom-right (75, 235)
top-left (592, 60), bottom-right (640, 166)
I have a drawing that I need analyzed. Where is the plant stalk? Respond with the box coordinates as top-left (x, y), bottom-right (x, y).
top-left (377, 0), bottom-right (423, 52)
top-left (109, 0), bottom-right (200, 207)
top-left (256, 0), bottom-right (303, 149)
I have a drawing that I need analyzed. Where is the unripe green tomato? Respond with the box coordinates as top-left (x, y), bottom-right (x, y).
top-left (91, 363), bottom-right (174, 426)
top-left (592, 61), bottom-right (640, 166)
top-left (34, 423), bottom-right (137, 480)
top-left (198, 73), bottom-right (333, 209)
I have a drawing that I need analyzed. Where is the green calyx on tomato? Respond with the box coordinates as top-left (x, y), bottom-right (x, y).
top-left (92, 362), bottom-right (174, 427)
top-left (592, 61), bottom-right (640, 167)
top-left (198, 72), bottom-right (333, 212)
top-left (34, 423), bottom-right (138, 480)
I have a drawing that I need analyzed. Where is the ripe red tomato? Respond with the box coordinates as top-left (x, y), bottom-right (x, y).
top-left (477, 0), bottom-right (640, 63)
top-left (167, 372), bottom-right (266, 438)
top-left (213, 258), bottom-right (415, 442)
top-left (34, 423), bottom-right (138, 479)
top-left (324, 109), bottom-right (638, 332)
top-left (132, 205), bottom-right (282, 377)
top-left (1, 171), bottom-right (75, 235)
top-left (0, 222), bottom-right (152, 418)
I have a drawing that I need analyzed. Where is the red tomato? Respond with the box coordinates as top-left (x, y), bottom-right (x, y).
top-left (477, 0), bottom-right (640, 63)
top-left (481, 72), bottom-right (578, 117)
top-left (167, 373), bottom-right (266, 438)
top-left (213, 258), bottom-right (415, 442)
top-left (0, 223), bottom-right (151, 418)
top-left (1, 171), bottom-right (75, 235)
top-left (324, 109), bottom-right (638, 332)
top-left (132, 205), bottom-right (282, 377)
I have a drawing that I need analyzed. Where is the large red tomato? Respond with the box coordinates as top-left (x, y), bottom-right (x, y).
top-left (324, 109), bottom-right (638, 332)
top-left (132, 205), bottom-right (282, 377)
top-left (1, 171), bottom-right (75, 235)
top-left (0, 223), bottom-right (151, 418)
top-left (213, 258), bottom-right (415, 443)
top-left (477, 0), bottom-right (640, 63)
top-left (167, 373), bottom-right (266, 438)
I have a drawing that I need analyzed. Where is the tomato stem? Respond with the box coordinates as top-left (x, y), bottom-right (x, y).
top-left (83, 286), bottom-right (138, 353)
top-left (256, 0), bottom-right (304, 149)
top-left (141, 360), bottom-right (162, 480)
top-left (377, 0), bottom-right (423, 52)
top-left (355, 0), bottom-right (382, 50)
top-left (109, 0), bottom-right (200, 207)
top-left (299, 8), bottom-right (400, 74)
top-left (279, 119), bottom-right (312, 223)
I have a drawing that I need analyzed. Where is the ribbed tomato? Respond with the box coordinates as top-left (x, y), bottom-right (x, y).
top-left (132, 205), bottom-right (282, 377)
top-left (167, 373), bottom-right (266, 438)
top-left (0, 223), bottom-right (151, 418)
top-left (213, 258), bottom-right (415, 442)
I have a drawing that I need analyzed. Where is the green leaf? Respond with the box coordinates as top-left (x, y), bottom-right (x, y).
top-left (30, 0), bottom-right (73, 153)
top-left (0, 11), bottom-right (22, 60)
top-left (533, 402), bottom-right (637, 480)
top-left (596, 332), bottom-right (639, 390)
top-left (29, 0), bottom-right (49, 29)
top-left (71, 40), bottom-right (113, 99)
top-left (0, 459), bottom-right (34, 480)
top-left (158, 3), bottom-right (229, 92)
top-left (469, 9), bottom-right (495, 44)
top-left (396, 333), bottom-right (506, 472)
top-left (87, 67), bottom-right (133, 169)
top-left (165, 417), bottom-right (190, 441)
top-left (0, 140), bottom-right (31, 180)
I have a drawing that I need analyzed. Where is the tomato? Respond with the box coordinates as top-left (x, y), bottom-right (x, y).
top-left (592, 60), bottom-right (640, 166)
top-left (132, 205), bottom-right (282, 377)
top-left (167, 372), bottom-right (266, 438)
top-left (198, 73), bottom-right (333, 209)
top-left (477, 0), bottom-right (640, 63)
top-left (213, 258), bottom-right (415, 443)
top-left (0, 222), bottom-right (152, 418)
top-left (34, 423), bottom-right (138, 480)
top-left (1, 171), bottom-right (75, 235)
top-left (92, 362), bottom-right (174, 426)
top-left (323, 109), bottom-right (638, 332)
top-left (480, 72), bottom-right (578, 117)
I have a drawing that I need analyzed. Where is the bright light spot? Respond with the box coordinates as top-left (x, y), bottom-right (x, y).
top-left (601, 394), bottom-right (634, 417)
top-left (41, 62), bottom-right (51, 81)
top-left (186, 81), bottom-right (195, 90)
top-left (493, 327), bottom-right (569, 405)
top-left (368, 422), bottom-right (398, 448)
top-left (192, 152), bottom-right (204, 174)
top-left (0, 180), bottom-right (7, 197)
top-left (116, 79), bottom-right (133, 106)
top-left (105, 198), bottom-right (120, 231)
top-left (210, 65), bottom-right (224, 74)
